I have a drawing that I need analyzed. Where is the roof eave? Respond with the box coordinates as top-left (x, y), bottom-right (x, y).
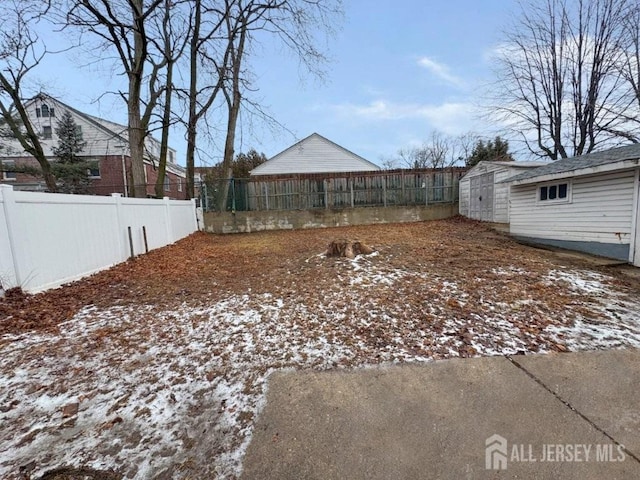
top-left (508, 158), bottom-right (640, 185)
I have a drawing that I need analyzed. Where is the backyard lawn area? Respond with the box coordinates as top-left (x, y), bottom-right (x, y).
top-left (1, 217), bottom-right (640, 479)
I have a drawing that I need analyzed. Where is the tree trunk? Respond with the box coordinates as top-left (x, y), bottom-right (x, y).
top-left (155, 1), bottom-right (175, 199)
top-left (128, 93), bottom-right (147, 198)
top-left (325, 240), bottom-right (374, 259)
top-left (128, 0), bottom-right (149, 199)
top-left (185, 0), bottom-right (201, 200)
top-left (218, 16), bottom-right (247, 211)
top-left (155, 68), bottom-right (173, 198)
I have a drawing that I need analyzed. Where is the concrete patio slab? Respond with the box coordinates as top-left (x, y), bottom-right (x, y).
top-left (516, 348), bottom-right (640, 460)
top-left (241, 350), bottom-right (640, 480)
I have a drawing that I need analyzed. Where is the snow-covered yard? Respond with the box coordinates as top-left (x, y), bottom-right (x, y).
top-left (1, 219), bottom-right (640, 479)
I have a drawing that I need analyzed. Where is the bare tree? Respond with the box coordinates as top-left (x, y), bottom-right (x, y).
top-left (0, 1), bottom-right (57, 192)
top-left (66, 0), bottom-right (166, 197)
top-left (182, 0), bottom-right (230, 199)
top-left (613, 1), bottom-right (640, 141)
top-left (178, 0), bottom-right (340, 201)
top-left (379, 155), bottom-right (400, 170)
top-left (398, 132), bottom-right (475, 169)
top-left (217, 1), bottom-right (248, 209)
top-left (491, 0), bottom-right (632, 160)
top-left (153, 0), bottom-right (190, 198)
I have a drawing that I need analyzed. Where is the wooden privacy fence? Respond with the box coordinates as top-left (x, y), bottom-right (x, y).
top-left (201, 167), bottom-right (466, 212)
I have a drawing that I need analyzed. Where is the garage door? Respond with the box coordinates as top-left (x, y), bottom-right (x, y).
top-left (469, 172), bottom-right (494, 221)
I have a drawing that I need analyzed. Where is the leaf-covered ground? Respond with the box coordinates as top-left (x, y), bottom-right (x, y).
top-left (1, 218), bottom-right (640, 479)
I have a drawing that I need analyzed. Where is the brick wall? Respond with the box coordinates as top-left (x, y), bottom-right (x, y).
top-left (93, 155), bottom-right (127, 196)
top-left (1, 155), bottom-right (187, 199)
top-left (144, 164), bottom-right (187, 199)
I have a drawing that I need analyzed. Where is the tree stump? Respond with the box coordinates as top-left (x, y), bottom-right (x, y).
top-left (325, 240), bottom-right (374, 259)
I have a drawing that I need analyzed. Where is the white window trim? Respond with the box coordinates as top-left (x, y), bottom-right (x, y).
top-left (536, 179), bottom-right (572, 205)
top-left (84, 157), bottom-right (100, 179)
top-left (2, 169), bottom-right (17, 181)
top-left (164, 175), bottom-right (171, 191)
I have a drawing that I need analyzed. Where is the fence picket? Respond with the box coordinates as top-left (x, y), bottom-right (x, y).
top-left (201, 167), bottom-right (466, 212)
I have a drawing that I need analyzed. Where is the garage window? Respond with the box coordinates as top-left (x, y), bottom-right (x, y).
top-left (538, 181), bottom-right (570, 203)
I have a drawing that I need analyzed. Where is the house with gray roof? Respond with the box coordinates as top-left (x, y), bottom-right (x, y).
top-left (502, 144), bottom-right (640, 266)
top-left (0, 93), bottom-right (186, 198)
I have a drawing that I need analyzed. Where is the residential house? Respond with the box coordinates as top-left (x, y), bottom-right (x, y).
top-left (0, 93), bottom-right (187, 199)
top-left (250, 133), bottom-right (380, 176)
top-left (503, 144), bottom-right (640, 266)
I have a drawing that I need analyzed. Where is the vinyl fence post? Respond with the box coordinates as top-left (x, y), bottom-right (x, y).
top-left (164, 196), bottom-right (173, 243)
top-left (111, 193), bottom-right (127, 261)
top-left (0, 185), bottom-right (21, 289)
top-left (191, 198), bottom-right (199, 231)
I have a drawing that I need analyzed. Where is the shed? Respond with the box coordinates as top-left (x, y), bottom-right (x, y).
top-left (250, 133), bottom-right (380, 176)
top-left (459, 161), bottom-right (547, 223)
top-left (503, 144), bottom-right (640, 265)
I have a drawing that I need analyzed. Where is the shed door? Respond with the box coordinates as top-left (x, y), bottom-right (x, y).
top-left (470, 172), bottom-right (494, 221)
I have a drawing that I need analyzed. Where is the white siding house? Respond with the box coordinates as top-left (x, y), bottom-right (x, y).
top-left (459, 161), bottom-right (547, 223)
top-left (504, 144), bottom-right (640, 265)
top-left (0, 94), bottom-right (179, 165)
top-left (1, 93), bottom-right (186, 198)
top-left (250, 133), bottom-right (380, 176)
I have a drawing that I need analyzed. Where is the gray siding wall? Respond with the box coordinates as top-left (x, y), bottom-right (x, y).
top-left (459, 162), bottom-right (515, 223)
top-left (510, 170), bottom-right (636, 246)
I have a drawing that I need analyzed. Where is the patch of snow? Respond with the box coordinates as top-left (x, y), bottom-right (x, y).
top-left (2, 265), bottom-right (640, 479)
top-left (491, 266), bottom-right (529, 276)
top-left (545, 269), bottom-right (608, 295)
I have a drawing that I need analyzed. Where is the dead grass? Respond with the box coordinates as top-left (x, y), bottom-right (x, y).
top-left (2, 217), bottom-right (640, 479)
top-left (1, 216), bottom-right (638, 337)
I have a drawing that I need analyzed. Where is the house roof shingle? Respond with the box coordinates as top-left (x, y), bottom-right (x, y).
top-left (504, 144), bottom-right (640, 184)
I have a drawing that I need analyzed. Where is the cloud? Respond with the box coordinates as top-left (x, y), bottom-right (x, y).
top-left (326, 99), bottom-right (479, 135)
top-left (417, 56), bottom-right (465, 88)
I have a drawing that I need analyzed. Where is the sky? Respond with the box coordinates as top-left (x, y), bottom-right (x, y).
top-left (34, 0), bottom-right (518, 168)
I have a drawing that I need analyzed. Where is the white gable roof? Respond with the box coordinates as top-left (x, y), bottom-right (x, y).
top-left (250, 133), bottom-right (380, 176)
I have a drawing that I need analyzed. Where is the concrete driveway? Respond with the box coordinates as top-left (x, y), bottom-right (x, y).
top-left (241, 348), bottom-right (640, 479)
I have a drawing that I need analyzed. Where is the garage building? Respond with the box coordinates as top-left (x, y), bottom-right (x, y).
top-left (459, 161), bottom-right (546, 223)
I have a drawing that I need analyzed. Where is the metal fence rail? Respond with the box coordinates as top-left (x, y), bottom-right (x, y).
top-left (200, 167), bottom-right (465, 212)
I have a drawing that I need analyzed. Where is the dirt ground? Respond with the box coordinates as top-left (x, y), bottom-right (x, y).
top-left (1, 217), bottom-right (639, 479)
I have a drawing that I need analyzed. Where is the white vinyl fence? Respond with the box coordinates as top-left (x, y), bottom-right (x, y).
top-left (0, 185), bottom-right (198, 293)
